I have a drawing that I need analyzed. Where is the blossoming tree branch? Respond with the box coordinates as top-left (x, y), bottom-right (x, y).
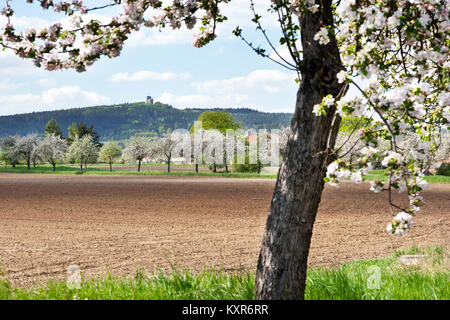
top-left (1, 0), bottom-right (448, 300)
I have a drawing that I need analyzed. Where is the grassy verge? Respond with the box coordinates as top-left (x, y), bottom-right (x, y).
top-left (0, 165), bottom-right (277, 178)
top-left (364, 169), bottom-right (450, 183)
top-left (1, 165), bottom-right (449, 182)
top-left (1, 246), bottom-right (447, 300)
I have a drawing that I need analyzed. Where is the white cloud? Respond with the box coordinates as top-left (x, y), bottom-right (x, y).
top-left (156, 69), bottom-right (296, 111)
top-left (268, 45), bottom-right (300, 67)
top-left (195, 69), bottom-right (294, 94)
top-left (127, 28), bottom-right (194, 47)
top-left (219, 0), bottom-right (280, 35)
top-left (0, 86), bottom-right (110, 116)
top-left (156, 92), bottom-right (251, 108)
top-left (217, 46), bottom-right (225, 55)
top-left (154, 69), bottom-right (295, 110)
top-left (0, 50), bottom-right (47, 77)
top-left (0, 79), bottom-right (21, 91)
top-left (37, 78), bottom-right (56, 87)
top-left (157, 93), bottom-right (213, 106)
top-left (0, 15), bottom-right (50, 31)
top-left (263, 86), bottom-right (280, 94)
top-left (109, 70), bottom-right (190, 82)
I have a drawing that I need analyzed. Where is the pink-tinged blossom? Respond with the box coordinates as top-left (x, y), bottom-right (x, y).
top-left (386, 212), bottom-right (414, 236)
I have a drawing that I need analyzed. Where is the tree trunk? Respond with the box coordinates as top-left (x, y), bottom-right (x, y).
top-left (168, 157), bottom-right (171, 173)
top-left (213, 163), bottom-right (216, 173)
top-left (27, 158), bottom-right (31, 170)
top-left (225, 163), bottom-right (229, 174)
top-left (195, 164), bottom-right (199, 173)
top-left (80, 161), bottom-right (83, 171)
top-left (52, 162), bottom-right (56, 171)
top-left (255, 3), bottom-right (345, 300)
top-left (109, 161), bottom-right (112, 172)
top-left (138, 159), bottom-right (141, 172)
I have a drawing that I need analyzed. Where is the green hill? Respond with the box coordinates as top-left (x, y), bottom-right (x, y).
top-left (0, 102), bottom-right (293, 141)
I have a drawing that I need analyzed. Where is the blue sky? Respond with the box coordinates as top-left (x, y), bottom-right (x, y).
top-left (0, 0), bottom-right (300, 116)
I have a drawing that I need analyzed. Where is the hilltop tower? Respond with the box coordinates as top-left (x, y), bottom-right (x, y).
top-left (146, 96), bottom-right (154, 104)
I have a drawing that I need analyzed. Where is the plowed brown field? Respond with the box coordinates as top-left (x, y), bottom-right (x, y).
top-left (0, 173), bottom-right (448, 287)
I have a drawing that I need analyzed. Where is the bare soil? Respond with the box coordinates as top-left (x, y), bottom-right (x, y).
top-left (0, 173), bottom-right (448, 288)
top-left (89, 164), bottom-right (213, 173)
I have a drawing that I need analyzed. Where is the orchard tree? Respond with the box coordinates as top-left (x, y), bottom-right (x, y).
top-left (278, 127), bottom-right (291, 157)
top-left (192, 111), bottom-right (241, 173)
top-left (247, 129), bottom-right (283, 174)
top-left (99, 141), bottom-right (123, 172)
top-left (334, 132), bottom-right (365, 168)
top-left (399, 130), bottom-right (450, 174)
top-left (66, 122), bottom-right (102, 147)
top-left (67, 135), bottom-right (98, 171)
top-left (37, 134), bottom-right (68, 171)
top-left (0, 135), bottom-right (20, 168)
top-left (30, 145), bottom-right (42, 167)
top-left (202, 129), bottom-right (225, 173)
top-left (124, 136), bottom-right (151, 172)
top-left (13, 134), bottom-right (39, 170)
top-left (152, 132), bottom-right (187, 173)
top-left (2, 0), bottom-right (449, 300)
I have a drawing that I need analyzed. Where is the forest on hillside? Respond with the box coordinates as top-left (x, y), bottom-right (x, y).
top-left (0, 102), bottom-right (292, 141)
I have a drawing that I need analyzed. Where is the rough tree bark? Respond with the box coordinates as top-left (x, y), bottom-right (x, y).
top-left (255, 3), bottom-right (345, 300)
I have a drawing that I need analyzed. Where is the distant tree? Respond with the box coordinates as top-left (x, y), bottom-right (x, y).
top-left (66, 122), bottom-right (77, 145)
top-left (334, 132), bottom-right (365, 168)
top-left (191, 111), bottom-right (241, 173)
top-left (202, 129), bottom-right (225, 173)
top-left (0, 135), bottom-right (20, 168)
top-left (194, 111), bottom-right (242, 133)
top-left (190, 127), bottom-right (209, 174)
top-left (13, 134), bottom-right (40, 170)
top-left (124, 136), bottom-right (151, 172)
top-left (279, 127), bottom-right (291, 157)
top-left (37, 134), bottom-right (68, 171)
top-left (400, 131), bottom-right (450, 175)
top-left (66, 122), bottom-right (102, 148)
top-left (99, 142), bottom-right (123, 172)
top-left (31, 146), bottom-right (42, 167)
top-left (44, 119), bottom-right (63, 138)
top-left (67, 135), bottom-right (98, 171)
top-left (77, 122), bottom-right (102, 148)
top-left (234, 151), bottom-right (259, 173)
top-left (338, 116), bottom-right (370, 135)
top-left (0, 151), bottom-right (6, 168)
top-left (152, 132), bottom-right (187, 173)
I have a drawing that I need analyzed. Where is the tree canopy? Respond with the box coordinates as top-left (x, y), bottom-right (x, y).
top-left (44, 119), bottom-right (63, 138)
top-left (191, 110), bottom-right (241, 134)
